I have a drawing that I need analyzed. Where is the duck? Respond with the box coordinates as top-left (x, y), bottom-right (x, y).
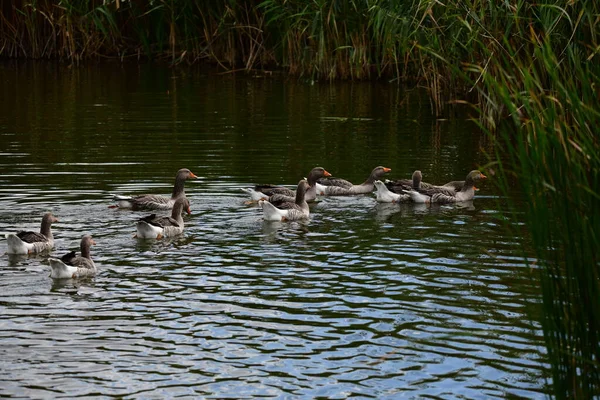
top-left (242, 167), bottom-right (331, 203)
top-left (316, 166), bottom-right (391, 196)
top-left (258, 179), bottom-right (310, 221)
top-left (404, 170), bottom-right (487, 203)
top-left (374, 181), bottom-right (410, 203)
top-left (5, 212), bottom-right (59, 254)
top-left (111, 168), bottom-right (197, 210)
top-left (49, 235), bottom-right (96, 279)
top-left (135, 197), bottom-right (191, 239)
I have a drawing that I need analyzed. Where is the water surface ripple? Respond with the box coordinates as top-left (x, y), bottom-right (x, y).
top-left (0, 62), bottom-right (546, 399)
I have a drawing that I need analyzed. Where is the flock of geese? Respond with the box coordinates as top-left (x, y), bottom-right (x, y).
top-left (3, 167), bottom-right (486, 281)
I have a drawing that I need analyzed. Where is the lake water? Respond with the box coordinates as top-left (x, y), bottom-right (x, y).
top-left (0, 62), bottom-right (546, 398)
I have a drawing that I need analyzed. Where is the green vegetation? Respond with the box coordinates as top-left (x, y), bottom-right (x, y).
top-left (481, 12), bottom-right (600, 400)
top-left (466, 2), bottom-right (600, 397)
top-left (2, 0), bottom-right (600, 396)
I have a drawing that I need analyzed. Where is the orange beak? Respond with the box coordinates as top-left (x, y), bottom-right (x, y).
top-left (480, 173), bottom-right (487, 179)
top-left (383, 167), bottom-right (391, 173)
top-left (186, 206), bottom-right (192, 215)
top-left (324, 170), bottom-right (332, 177)
top-left (91, 240), bottom-right (97, 246)
top-left (189, 172), bottom-right (198, 179)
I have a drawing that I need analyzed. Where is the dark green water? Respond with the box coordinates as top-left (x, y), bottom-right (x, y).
top-left (0, 62), bottom-right (545, 398)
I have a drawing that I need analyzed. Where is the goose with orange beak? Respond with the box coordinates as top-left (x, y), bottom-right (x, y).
top-left (111, 168), bottom-right (197, 210)
top-left (404, 170), bottom-right (487, 204)
top-left (316, 166), bottom-right (392, 196)
top-left (242, 167), bottom-right (331, 204)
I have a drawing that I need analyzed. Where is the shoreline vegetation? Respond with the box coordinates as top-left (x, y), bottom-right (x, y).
top-left (3, 0), bottom-right (599, 397)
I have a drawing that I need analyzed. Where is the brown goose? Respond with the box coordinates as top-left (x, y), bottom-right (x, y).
top-left (316, 166), bottom-right (391, 196)
top-left (386, 170), bottom-right (471, 194)
top-left (259, 180), bottom-right (310, 221)
top-left (242, 167), bottom-right (331, 203)
top-left (49, 235), bottom-right (96, 279)
top-left (5, 213), bottom-right (59, 254)
top-left (384, 170), bottom-right (423, 193)
top-left (135, 197), bottom-right (191, 239)
top-left (111, 168), bottom-right (197, 210)
top-left (405, 170), bottom-right (487, 203)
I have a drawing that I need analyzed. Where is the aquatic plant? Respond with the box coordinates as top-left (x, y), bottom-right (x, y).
top-left (471, 1), bottom-right (600, 397)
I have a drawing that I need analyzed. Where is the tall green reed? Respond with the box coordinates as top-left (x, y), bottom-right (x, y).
top-left (470, 1), bottom-right (600, 396)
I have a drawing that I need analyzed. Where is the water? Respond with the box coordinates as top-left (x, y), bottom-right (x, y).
top-left (0, 62), bottom-right (546, 398)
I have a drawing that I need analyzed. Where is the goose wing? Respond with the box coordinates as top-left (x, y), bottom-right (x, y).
top-left (254, 184), bottom-right (295, 197)
top-left (16, 231), bottom-right (48, 243)
top-left (317, 177), bottom-right (353, 189)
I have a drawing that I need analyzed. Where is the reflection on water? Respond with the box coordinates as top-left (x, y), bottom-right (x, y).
top-left (0, 62), bottom-right (546, 398)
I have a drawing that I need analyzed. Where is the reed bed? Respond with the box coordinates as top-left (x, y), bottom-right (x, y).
top-left (2, 0), bottom-right (600, 396)
top-left (472, 2), bottom-right (600, 397)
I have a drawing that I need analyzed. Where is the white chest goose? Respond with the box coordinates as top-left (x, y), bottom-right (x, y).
top-left (135, 197), bottom-right (191, 239)
top-left (49, 235), bottom-right (97, 279)
top-left (405, 170), bottom-right (487, 203)
top-left (316, 166), bottom-right (391, 196)
top-left (5, 213), bottom-right (59, 254)
top-left (111, 168), bottom-right (197, 210)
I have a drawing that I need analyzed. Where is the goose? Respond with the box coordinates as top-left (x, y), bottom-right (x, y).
top-left (259, 179), bottom-right (310, 221)
top-left (384, 170), bottom-right (423, 193)
top-left (268, 180), bottom-right (311, 212)
top-left (242, 167), bottom-right (331, 203)
top-left (404, 170), bottom-right (487, 203)
top-left (135, 197), bottom-right (191, 239)
top-left (49, 235), bottom-right (96, 279)
top-left (386, 170), bottom-right (472, 194)
top-left (5, 213), bottom-right (59, 254)
top-left (316, 166), bottom-right (391, 196)
top-left (374, 181), bottom-right (410, 203)
top-left (111, 168), bottom-right (197, 210)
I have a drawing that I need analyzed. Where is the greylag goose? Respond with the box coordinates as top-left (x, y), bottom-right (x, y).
top-left (374, 181), bottom-right (410, 203)
top-left (242, 167), bottom-right (331, 203)
top-left (384, 170), bottom-right (423, 193)
top-left (316, 166), bottom-right (391, 196)
top-left (404, 170), bottom-right (487, 203)
top-left (5, 213), bottom-right (59, 254)
top-left (258, 180), bottom-right (310, 221)
top-left (135, 197), bottom-right (191, 239)
top-left (111, 168), bottom-right (197, 210)
top-left (49, 235), bottom-right (96, 279)
top-left (316, 176), bottom-right (353, 190)
top-left (386, 170), bottom-right (471, 194)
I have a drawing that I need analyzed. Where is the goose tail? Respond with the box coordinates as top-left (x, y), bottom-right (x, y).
top-left (258, 200), bottom-right (285, 221)
top-left (49, 258), bottom-right (77, 279)
top-left (136, 221), bottom-right (163, 239)
top-left (111, 194), bottom-right (134, 208)
top-left (5, 234), bottom-right (29, 255)
top-left (403, 189), bottom-right (430, 204)
top-left (241, 188), bottom-right (269, 202)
